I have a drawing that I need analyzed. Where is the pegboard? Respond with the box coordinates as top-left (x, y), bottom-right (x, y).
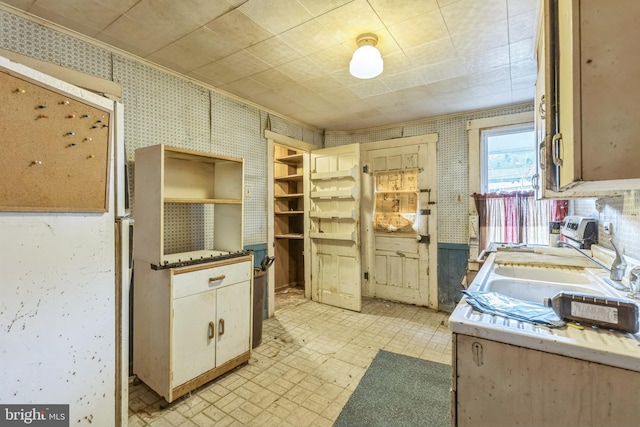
top-left (0, 70), bottom-right (111, 212)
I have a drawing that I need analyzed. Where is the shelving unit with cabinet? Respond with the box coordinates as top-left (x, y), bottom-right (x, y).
top-left (132, 144), bottom-right (252, 403)
top-left (273, 145), bottom-right (305, 291)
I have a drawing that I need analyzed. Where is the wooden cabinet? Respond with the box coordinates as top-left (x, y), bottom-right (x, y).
top-left (133, 144), bottom-right (252, 403)
top-left (134, 144), bottom-right (244, 267)
top-left (452, 334), bottom-right (640, 427)
top-left (273, 144), bottom-right (306, 291)
top-left (134, 258), bottom-right (252, 403)
top-left (538, 0), bottom-right (640, 195)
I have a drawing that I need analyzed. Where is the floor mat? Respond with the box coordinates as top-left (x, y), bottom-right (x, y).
top-left (333, 349), bottom-right (450, 427)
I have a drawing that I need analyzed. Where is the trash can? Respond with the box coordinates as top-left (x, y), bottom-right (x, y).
top-left (253, 256), bottom-right (274, 349)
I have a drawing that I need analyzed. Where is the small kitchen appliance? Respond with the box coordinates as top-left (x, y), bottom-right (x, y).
top-left (560, 216), bottom-right (597, 249)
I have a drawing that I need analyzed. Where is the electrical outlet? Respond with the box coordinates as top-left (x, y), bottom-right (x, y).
top-left (603, 221), bottom-right (612, 235)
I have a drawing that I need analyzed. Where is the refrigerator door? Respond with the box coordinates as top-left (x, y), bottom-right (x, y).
top-left (0, 57), bottom-right (119, 425)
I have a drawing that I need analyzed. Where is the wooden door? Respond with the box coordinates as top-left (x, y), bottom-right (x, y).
top-left (216, 281), bottom-right (251, 366)
top-left (172, 290), bottom-right (216, 387)
top-left (308, 144), bottom-right (361, 312)
top-left (364, 144), bottom-right (431, 306)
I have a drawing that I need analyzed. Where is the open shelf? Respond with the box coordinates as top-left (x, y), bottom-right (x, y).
top-left (310, 167), bottom-right (357, 181)
top-left (164, 198), bottom-right (242, 204)
top-left (276, 153), bottom-right (303, 165)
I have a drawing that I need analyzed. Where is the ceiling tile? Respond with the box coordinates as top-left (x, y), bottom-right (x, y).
top-left (510, 38), bottom-right (534, 62)
top-left (278, 19), bottom-right (337, 56)
top-left (296, 0), bottom-right (351, 16)
top-left (189, 61), bottom-right (238, 87)
top-left (419, 58), bottom-right (467, 83)
top-left (165, 27), bottom-right (236, 62)
top-left (214, 50), bottom-right (272, 81)
top-left (508, 0), bottom-right (539, 17)
top-left (462, 45), bottom-right (510, 74)
top-left (349, 79), bottom-right (392, 98)
top-left (467, 66), bottom-right (510, 86)
top-left (451, 19), bottom-right (508, 58)
top-left (147, 41), bottom-right (218, 74)
top-left (220, 77), bottom-right (270, 99)
top-left (318, 86), bottom-right (362, 105)
top-left (316, 0), bottom-right (385, 44)
top-left (167, 0), bottom-right (235, 26)
top-left (277, 57), bottom-right (327, 81)
top-left (404, 37), bottom-right (458, 69)
top-left (306, 44), bottom-right (352, 74)
top-left (204, 9), bottom-right (273, 52)
top-left (245, 36), bottom-right (301, 68)
top-left (28, 0), bottom-right (124, 36)
top-left (387, 10), bottom-right (449, 49)
top-left (380, 51), bottom-right (415, 76)
top-left (380, 70), bottom-right (426, 91)
top-left (441, 0), bottom-right (507, 35)
top-left (509, 10), bottom-right (536, 43)
top-left (427, 76), bottom-right (469, 95)
top-left (239, 0), bottom-right (312, 35)
top-left (368, 0), bottom-right (440, 26)
top-left (97, 14), bottom-right (166, 57)
top-left (302, 75), bottom-right (345, 94)
top-left (122, 0), bottom-right (202, 41)
top-left (250, 68), bottom-right (298, 89)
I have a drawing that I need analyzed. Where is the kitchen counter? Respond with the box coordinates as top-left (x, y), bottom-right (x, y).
top-left (449, 246), bottom-right (640, 427)
top-left (450, 247), bottom-right (640, 372)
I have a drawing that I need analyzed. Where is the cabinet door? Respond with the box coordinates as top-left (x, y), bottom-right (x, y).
top-left (172, 290), bottom-right (216, 387)
top-left (216, 281), bottom-right (251, 366)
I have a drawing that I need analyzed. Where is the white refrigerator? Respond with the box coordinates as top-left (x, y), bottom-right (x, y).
top-left (0, 56), bottom-right (130, 426)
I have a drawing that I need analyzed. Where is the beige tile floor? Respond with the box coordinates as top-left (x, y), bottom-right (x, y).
top-left (128, 294), bottom-right (452, 426)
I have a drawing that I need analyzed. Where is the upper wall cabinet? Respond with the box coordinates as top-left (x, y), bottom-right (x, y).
top-left (539, 0), bottom-right (640, 196)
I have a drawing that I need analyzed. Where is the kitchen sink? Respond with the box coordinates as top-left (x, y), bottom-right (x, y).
top-left (484, 278), bottom-right (606, 304)
top-left (493, 265), bottom-right (592, 284)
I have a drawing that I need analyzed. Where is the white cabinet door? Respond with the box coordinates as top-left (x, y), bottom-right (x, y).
top-left (308, 144), bottom-right (361, 312)
top-left (172, 290), bottom-right (217, 387)
top-left (216, 280), bottom-right (251, 366)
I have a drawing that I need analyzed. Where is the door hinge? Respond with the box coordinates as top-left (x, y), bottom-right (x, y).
top-left (362, 164), bottom-right (368, 174)
top-left (364, 271), bottom-right (369, 280)
top-left (417, 234), bottom-right (430, 244)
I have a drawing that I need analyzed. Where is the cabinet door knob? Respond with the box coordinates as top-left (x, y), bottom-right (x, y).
top-left (208, 321), bottom-right (215, 339)
top-left (219, 318), bottom-right (225, 336)
top-left (209, 275), bottom-right (226, 283)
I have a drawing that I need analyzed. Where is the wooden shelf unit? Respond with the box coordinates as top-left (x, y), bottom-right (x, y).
top-left (273, 144), bottom-right (305, 291)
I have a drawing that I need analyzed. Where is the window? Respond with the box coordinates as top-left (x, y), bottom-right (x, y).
top-left (480, 124), bottom-right (535, 193)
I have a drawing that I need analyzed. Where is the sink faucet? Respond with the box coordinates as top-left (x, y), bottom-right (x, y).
top-left (609, 240), bottom-right (627, 282)
top-left (558, 242), bottom-right (611, 271)
top-left (558, 241), bottom-right (629, 290)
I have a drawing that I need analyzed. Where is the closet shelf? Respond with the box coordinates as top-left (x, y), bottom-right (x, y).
top-left (275, 233), bottom-right (304, 240)
top-left (275, 153), bottom-right (303, 165)
top-left (275, 210), bottom-right (304, 215)
top-left (275, 173), bottom-right (303, 182)
top-left (275, 193), bottom-right (303, 199)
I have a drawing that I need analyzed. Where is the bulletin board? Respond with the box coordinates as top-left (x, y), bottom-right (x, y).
top-left (0, 70), bottom-right (111, 212)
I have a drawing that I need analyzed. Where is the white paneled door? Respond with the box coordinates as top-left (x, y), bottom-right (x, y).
top-left (308, 144), bottom-right (361, 312)
top-left (362, 140), bottom-right (435, 307)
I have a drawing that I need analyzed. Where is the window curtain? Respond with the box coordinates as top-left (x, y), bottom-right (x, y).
top-left (473, 192), bottom-right (568, 251)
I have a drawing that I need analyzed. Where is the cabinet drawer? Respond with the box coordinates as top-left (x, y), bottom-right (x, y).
top-left (172, 260), bottom-right (251, 299)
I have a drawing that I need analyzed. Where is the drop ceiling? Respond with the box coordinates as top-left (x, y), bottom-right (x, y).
top-left (1, 0), bottom-right (540, 131)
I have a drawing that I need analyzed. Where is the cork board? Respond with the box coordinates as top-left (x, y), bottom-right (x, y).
top-left (0, 70), bottom-right (111, 212)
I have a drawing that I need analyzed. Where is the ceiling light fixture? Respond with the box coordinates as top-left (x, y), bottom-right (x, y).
top-left (349, 33), bottom-right (383, 79)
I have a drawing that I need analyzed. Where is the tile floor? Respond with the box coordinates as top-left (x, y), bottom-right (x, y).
top-left (128, 294), bottom-right (452, 426)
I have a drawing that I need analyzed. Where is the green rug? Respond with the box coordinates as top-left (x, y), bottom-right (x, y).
top-left (333, 350), bottom-right (450, 427)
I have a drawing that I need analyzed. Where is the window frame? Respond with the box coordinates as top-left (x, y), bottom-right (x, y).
top-left (480, 122), bottom-right (536, 193)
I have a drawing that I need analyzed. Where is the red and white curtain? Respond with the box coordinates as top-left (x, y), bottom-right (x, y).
top-left (473, 191), bottom-right (568, 251)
